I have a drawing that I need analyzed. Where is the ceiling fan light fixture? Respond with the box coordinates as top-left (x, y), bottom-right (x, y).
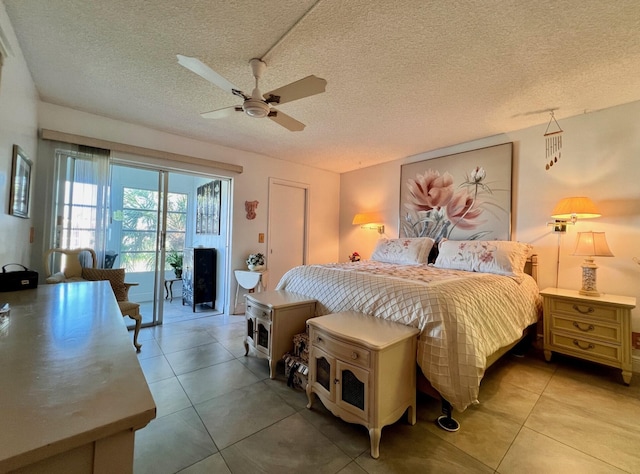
top-left (243, 99), bottom-right (270, 118)
top-left (178, 54), bottom-right (325, 130)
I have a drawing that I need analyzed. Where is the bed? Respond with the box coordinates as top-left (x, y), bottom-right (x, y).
top-left (275, 238), bottom-right (542, 428)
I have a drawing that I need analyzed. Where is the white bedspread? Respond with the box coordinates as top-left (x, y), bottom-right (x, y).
top-left (276, 261), bottom-right (542, 411)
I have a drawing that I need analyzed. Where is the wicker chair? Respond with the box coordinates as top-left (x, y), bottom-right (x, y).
top-left (44, 248), bottom-right (142, 352)
top-left (81, 267), bottom-right (143, 352)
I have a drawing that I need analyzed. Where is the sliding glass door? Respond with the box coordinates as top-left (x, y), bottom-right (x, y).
top-left (50, 150), bottom-right (231, 326)
top-left (50, 152), bottom-right (166, 325)
top-left (109, 164), bottom-right (231, 325)
top-left (109, 164), bottom-right (167, 325)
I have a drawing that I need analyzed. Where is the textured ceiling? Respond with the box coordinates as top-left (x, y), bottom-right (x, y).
top-left (4, 0), bottom-right (640, 173)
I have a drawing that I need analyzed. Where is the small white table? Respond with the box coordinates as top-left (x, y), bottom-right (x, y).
top-left (234, 269), bottom-right (267, 313)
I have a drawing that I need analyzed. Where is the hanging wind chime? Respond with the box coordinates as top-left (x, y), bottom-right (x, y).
top-left (544, 111), bottom-right (563, 170)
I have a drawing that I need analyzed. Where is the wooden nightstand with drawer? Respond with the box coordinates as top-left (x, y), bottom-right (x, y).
top-left (244, 290), bottom-right (316, 379)
top-left (306, 312), bottom-right (420, 459)
top-left (540, 288), bottom-right (636, 384)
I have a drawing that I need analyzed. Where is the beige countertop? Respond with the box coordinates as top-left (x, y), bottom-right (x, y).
top-left (0, 281), bottom-right (156, 471)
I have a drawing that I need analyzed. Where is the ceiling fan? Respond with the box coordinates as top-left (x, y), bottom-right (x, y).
top-left (177, 55), bottom-right (327, 131)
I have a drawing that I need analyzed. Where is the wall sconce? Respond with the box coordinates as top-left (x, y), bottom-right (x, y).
top-left (548, 196), bottom-right (601, 232)
top-left (573, 231), bottom-right (614, 297)
top-left (352, 213), bottom-right (385, 234)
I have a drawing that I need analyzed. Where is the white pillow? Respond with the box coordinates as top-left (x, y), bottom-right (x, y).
top-left (371, 237), bottom-right (435, 265)
top-left (434, 240), bottom-right (532, 279)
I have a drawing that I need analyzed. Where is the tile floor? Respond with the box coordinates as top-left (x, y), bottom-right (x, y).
top-left (132, 303), bottom-right (640, 473)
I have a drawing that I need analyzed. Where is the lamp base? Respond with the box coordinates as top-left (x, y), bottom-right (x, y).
top-left (578, 288), bottom-right (601, 297)
top-left (579, 259), bottom-right (600, 297)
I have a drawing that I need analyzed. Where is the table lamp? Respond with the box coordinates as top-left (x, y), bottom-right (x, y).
top-left (572, 231), bottom-right (614, 296)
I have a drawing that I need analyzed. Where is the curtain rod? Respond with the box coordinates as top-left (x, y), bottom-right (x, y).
top-left (40, 129), bottom-right (243, 174)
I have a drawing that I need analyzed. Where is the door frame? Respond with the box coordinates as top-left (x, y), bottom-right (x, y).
top-left (109, 159), bottom-right (233, 324)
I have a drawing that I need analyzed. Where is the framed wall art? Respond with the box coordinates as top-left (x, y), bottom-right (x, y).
top-left (399, 142), bottom-right (513, 242)
top-left (196, 180), bottom-right (221, 235)
top-left (9, 145), bottom-right (32, 218)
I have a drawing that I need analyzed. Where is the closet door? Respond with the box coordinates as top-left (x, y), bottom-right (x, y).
top-left (268, 178), bottom-right (308, 288)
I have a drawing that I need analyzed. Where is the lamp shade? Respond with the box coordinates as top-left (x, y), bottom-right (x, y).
top-left (551, 197), bottom-right (601, 220)
top-left (352, 212), bottom-right (382, 225)
top-left (572, 231), bottom-right (614, 257)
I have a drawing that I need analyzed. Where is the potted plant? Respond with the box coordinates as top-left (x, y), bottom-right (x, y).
top-left (246, 253), bottom-right (265, 271)
top-left (166, 250), bottom-right (183, 278)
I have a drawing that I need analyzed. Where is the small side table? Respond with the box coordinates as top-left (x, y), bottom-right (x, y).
top-left (234, 269), bottom-right (267, 313)
top-left (164, 277), bottom-right (181, 302)
top-left (306, 312), bottom-right (419, 458)
top-left (244, 290), bottom-right (316, 378)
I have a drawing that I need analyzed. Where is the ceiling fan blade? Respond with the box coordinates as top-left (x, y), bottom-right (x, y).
top-left (201, 106), bottom-right (242, 119)
top-left (177, 54), bottom-right (241, 95)
top-left (268, 109), bottom-right (306, 131)
top-left (264, 75), bottom-right (327, 106)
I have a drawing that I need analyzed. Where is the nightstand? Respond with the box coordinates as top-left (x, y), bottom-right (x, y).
top-left (540, 288), bottom-right (636, 384)
top-left (244, 290), bottom-right (316, 379)
top-left (306, 312), bottom-right (419, 458)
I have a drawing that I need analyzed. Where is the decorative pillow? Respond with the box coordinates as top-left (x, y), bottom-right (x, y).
top-left (434, 240), bottom-right (532, 279)
top-left (371, 237), bottom-right (435, 265)
top-left (81, 268), bottom-right (128, 301)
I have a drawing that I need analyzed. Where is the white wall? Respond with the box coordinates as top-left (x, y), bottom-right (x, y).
top-left (34, 102), bottom-right (340, 310)
top-left (0, 4), bottom-right (38, 268)
top-left (341, 100), bottom-right (640, 332)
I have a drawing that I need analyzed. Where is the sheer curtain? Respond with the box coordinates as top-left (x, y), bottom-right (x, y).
top-left (51, 144), bottom-right (111, 268)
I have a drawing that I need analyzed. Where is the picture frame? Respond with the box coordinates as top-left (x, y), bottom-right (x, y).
top-left (9, 145), bottom-right (32, 218)
top-left (399, 142), bottom-right (513, 242)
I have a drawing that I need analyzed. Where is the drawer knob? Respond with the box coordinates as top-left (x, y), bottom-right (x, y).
top-left (572, 321), bottom-right (595, 332)
top-left (334, 378), bottom-right (340, 385)
top-left (573, 339), bottom-right (595, 351)
top-left (351, 352), bottom-right (358, 360)
top-left (262, 312), bottom-right (268, 318)
top-left (572, 304), bottom-right (595, 315)
top-left (315, 336), bottom-right (322, 343)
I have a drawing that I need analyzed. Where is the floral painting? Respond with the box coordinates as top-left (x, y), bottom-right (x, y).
top-left (400, 143), bottom-right (512, 242)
